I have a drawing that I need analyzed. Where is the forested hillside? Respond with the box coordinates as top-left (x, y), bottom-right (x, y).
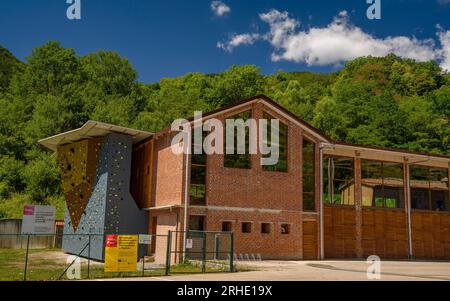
top-left (0, 41), bottom-right (448, 218)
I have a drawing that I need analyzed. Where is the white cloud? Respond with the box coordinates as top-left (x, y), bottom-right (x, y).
top-left (217, 9), bottom-right (450, 70)
top-left (438, 30), bottom-right (450, 71)
top-left (437, 0), bottom-right (450, 5)
top-left (211, 1), bottom-right (231, 17)
top-left (217, 33), bottom-right (260, 52)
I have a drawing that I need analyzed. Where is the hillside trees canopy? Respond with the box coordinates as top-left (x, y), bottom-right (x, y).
top-left (0, 42), bottom-right (448, 209)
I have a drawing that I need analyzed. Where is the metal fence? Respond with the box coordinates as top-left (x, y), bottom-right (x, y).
top-left (166, 230), bottom-right (235, 274)
top-left (0, 231), bottom-right (234, 281)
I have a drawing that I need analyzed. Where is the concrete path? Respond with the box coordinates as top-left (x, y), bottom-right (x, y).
top-left (94, 260), bottom-right (450, 281)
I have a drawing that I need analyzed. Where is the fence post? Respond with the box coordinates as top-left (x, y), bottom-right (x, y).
top-left (229, 232), bottom-right (234, 273)
top-left (23, 234), bottom-right (30, 281)
top-left (202, 232), bottom-right (206, 273)
top-left (87, 234), bottom-right (91, 279)
top-left (165, 231), bottom-right (172, 275)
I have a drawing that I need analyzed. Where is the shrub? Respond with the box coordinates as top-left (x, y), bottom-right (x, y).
top-left (0, 156), bottom-right (25, 192)
top-left (22, 155), bottom-right (60, 203)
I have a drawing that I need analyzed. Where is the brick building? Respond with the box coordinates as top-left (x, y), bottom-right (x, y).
top-left (40, 95), bottom-right (450, 261)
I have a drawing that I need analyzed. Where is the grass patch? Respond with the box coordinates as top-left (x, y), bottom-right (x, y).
top-left (0, 248), bottom-right (235, 281)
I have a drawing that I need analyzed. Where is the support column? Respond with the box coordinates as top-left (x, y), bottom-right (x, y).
top-left (404, 158), bottom-right (413, 259)
top-left (354, 152), bottom-right (363, 258)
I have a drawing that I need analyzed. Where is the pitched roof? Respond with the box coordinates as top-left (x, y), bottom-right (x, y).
top-left (153, 94), bottom-right (450, 161)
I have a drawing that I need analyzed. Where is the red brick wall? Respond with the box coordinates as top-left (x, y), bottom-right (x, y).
top-left (153, 211), bottom-right (182, 264)
top-left (151, 135), bottom-right (185, 207)
top-left (206, 102), bottom-right (304, 211)
top-left (148, 100), bottom-right (323, 260)
top-left (190, 207), bottom-right (303, 259)
top-left (188, 101), bottom-right (321, 259)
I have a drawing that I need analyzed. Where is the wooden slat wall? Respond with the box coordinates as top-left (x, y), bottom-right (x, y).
top-left (130, 140), bottom-right (154, 209)
top-left (361, 209), bottom-right (408, 259)
top-left (412, 211), bottom-right (450, 260)
top-left (303, 221), bottom-right (318, 260)
top-left (325, 207), bottom-right (450, 260)
top-left (324, 206), bottom-right (357, 258)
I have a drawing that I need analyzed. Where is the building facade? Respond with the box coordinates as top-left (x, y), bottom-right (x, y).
top-left (40, 95), bottom-right (450, 261)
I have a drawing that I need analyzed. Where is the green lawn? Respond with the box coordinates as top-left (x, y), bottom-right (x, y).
top-left (0, 248), bottom-right (234, 281)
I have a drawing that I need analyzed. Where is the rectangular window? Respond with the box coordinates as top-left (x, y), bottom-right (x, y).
top-left (361, 160), bottom-right (404, 209)
top-left (221, 221), bottom-right (232, 232)
top-left (303, 139), bottom-right (315, 211)
top-left (411, 165), bottom-right (449, 211)
top-left (224, 110), bottom-right (252, 169)
top-left (189, 215), bottom-right (205, 231)
top-left (281, 224), bottom-right (290, 235)
top-left (323, 156), bottom-right (355, 206)
top-left (190, 129), bottom-right (207, 206)
top-left (262, 112), bottom-right (288, 172)
top-left (241, 222), bottom-right (252, 233)
top-left (261, 223), bottom-right (271, 234)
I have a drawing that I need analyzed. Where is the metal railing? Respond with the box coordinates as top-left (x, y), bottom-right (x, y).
top-left (165, 230), bottom-right (235, 274)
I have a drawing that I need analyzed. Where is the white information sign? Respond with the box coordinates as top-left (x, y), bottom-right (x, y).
top-left (186, 238), bottom-right (193, 249)
top-left (138, 234), bottom-right (152, 245)
top-left (21, 205), bottom-right (56, 235)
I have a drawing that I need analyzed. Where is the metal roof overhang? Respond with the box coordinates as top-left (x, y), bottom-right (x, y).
top-left (38, 120), bottom-right (154, 152)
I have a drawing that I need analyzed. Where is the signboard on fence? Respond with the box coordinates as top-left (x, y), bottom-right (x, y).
top-left (138, 234), bottom-right (151, 245)
top-left (21, 205), bottom-right (56, 235)
top-left (104, 235), bottom-right (138, 272)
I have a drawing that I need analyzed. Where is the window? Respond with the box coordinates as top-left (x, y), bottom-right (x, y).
top-left (190, 129), bottom-right (207, 205)
top-left (281, 224), bottom-right (290, 235)
top-left (410, 165), bottom-right (449, 211)
top-left (303, 139), bottom-right (315, 211)
top-left (262, 112), bottom-right (288, 172)
top-left (241, 222), bottom-right (252, 233)
top-left (221, 221), bottom-right (232, 232)
top-left (224, 110), bottom-right (252, 169)
top-left (361, 160), bottom-right (404, 208)
top-left (261, 223), bottom-right (271, 234)
top-left (189, 216), bottom-right (205, 231)
top-left (323, 156), bottom-right (355, 206)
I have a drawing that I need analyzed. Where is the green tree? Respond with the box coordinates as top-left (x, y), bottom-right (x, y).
top-left (22, 154), bottom-right (60, 203)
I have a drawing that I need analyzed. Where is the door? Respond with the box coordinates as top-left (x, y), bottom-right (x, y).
top-left (303, 221), bottom-right (318, 260)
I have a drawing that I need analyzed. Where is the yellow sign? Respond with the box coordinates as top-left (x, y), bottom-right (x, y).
top-left (104, 235), bottom-right (138, 272)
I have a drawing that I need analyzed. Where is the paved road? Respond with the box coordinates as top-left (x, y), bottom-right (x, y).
top-left (95, 260), bottom-right (450, 281)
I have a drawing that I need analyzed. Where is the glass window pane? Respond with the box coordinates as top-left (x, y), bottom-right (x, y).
top-left (411, 188), bottom-right (430, 210)
top-left (362, 160), bottom-right (381, 207)
top-left (303, 193), bottom-right (315, 211)
top-left (410, 165), bottom-right (429, 181)
top-left (262, 112), bottom-right (288, 172)
top-left (326, 156), bottom-right (355, 206)
top-left (190, 185), bottom-right (206, 206)
top-left (410, 166), bottom-right (449, 211)
top-left (303, 175), bottom-right (314, 193)
top-left (190, 165), bottom-right (206, 185)
top-left (189, 216), bottom-right (205, 231)
top-left (224, 110), bottom-right (252, 169)
top-left (384, 186), bottom-right (404, 208)
top-left (302, 139), bottom-right (315, 211)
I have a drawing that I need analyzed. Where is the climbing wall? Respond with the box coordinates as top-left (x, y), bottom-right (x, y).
top-left (57, 138), bottom-right (103, 231)
top-left (60, 133), bottom-right (148, 261)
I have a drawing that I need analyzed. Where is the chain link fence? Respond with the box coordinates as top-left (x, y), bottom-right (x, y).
top-left (0, 231), bottom-right (234, 281)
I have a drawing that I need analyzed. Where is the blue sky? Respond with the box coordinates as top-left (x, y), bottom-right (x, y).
top-left (0, 0), bottom-right (449, 82)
